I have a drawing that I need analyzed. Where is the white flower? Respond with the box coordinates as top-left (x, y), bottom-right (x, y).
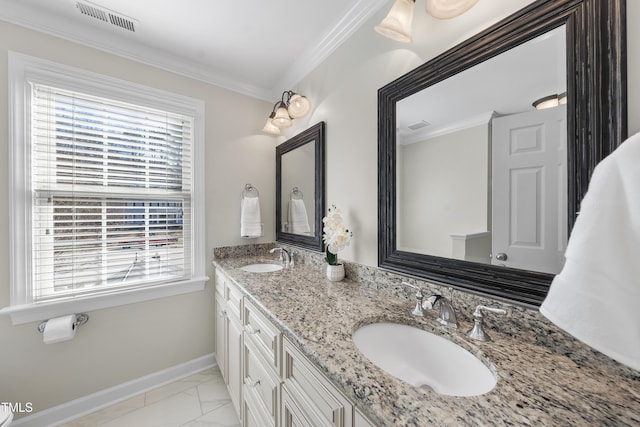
top-left (322, 205), bottom-right (353, 255)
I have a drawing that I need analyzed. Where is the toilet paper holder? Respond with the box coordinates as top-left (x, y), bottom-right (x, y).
top-left (37, 313), bottom-right (89, 333)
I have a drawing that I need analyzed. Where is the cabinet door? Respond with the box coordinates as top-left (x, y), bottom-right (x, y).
top-left (228, 310), bottom-right (244, 416)
top-left (215, 293), bottom-right (227, 384)
top-left (243, 336), bottom-right (280, 426)
top-left (283, 339), bottom-right (353, 427)
top-left (282, 386), bottom-right (315, 427)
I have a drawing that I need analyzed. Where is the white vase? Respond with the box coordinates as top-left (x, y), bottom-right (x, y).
top-left (326, 263), bottom-right (345, 281)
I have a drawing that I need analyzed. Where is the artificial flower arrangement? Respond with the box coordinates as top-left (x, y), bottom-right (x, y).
top-left (322, 204), bottom-right (353, 265)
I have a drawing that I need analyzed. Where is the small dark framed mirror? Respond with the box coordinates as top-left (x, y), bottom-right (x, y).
top-left (276, 121), bottom-right (325, 251)
top-left (378, 0), bottom-right (626, 307)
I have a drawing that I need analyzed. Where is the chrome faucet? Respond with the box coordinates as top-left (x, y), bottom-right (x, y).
top-left (270, 247), bottom-right (292, 267)
top-left (401, 282), bottom-right (458, 328)
top-left (425, 295), bottom-right (458, 328)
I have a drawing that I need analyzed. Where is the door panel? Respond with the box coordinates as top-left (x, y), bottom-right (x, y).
top-left (492, 105), bottom-right (567, 274)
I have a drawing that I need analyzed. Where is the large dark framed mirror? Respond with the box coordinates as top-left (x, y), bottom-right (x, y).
top-left (379, 0), bottom-right (626, 307)
top-left (276, 121), bottom-right (325, 251)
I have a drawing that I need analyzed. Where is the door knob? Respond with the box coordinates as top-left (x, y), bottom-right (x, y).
top-left (495, 252), bottom-right (508, 261)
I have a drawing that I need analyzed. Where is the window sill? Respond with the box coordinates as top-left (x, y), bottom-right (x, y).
top-left (0, 276), bottom-right (209, 325)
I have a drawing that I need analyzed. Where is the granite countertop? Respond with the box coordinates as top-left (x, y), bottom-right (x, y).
top-left (213, 255), bottom-right (639, 426)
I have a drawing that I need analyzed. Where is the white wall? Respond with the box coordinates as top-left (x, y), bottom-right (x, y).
top-left (0, 21), bottom-right (276, 417)
top-left (398, 125), bottom-right (489, 257)
top-left (285, 0), bottom-right (640, 267)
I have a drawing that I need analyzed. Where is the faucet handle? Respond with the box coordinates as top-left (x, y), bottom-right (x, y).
top-left (467, 305), bottom-right (506, 341)
top-left (472, 305), bottom-right (506, 318)
top-left (401, 282), bottom-right (425, 317)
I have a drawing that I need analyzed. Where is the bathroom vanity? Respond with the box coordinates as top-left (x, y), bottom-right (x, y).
top-left (215, 263), bottom-right (372, 426)
top-left (213, 246), bottom-right (639, 426)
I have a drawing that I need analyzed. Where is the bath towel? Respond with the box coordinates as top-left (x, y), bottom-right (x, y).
top-left (240, 196), bottom-right (262, 238)
top-left (540, 132), bottom-right (640, 371)
top-left (288, 199), bottom-right (310, 234)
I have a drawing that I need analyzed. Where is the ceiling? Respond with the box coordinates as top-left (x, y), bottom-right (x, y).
top-left (397, 25), bottom-right (566, 144)
top-left (0, 0), bottom-right (389, 101)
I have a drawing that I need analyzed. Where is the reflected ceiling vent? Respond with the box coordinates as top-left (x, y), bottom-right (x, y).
top-left (76, 1), bottom-right (138, 32)
top-left (407, 120), bottom-right (431, 131)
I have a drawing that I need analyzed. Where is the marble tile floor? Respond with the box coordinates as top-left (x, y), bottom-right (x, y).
top-left (59, 367), bottom-right (240, 427)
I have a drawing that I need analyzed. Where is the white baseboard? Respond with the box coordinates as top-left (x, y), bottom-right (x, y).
top-left (12, 353), bottom-right (217, 427)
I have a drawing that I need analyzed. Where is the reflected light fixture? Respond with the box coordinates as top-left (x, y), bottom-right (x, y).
top-left (376, 0), bottom-right (480, 43)
top-left (262, 90), bottom-right (311, 134)
top-left (532, 92), bottom-right (567, 110)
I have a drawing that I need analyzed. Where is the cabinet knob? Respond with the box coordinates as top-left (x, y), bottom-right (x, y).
top-left (219, 310), bottom-right (227, 318)
top-left (245, 376), bottom-right (261, 388)
top-left (245, 324), bottom-right (261, 335)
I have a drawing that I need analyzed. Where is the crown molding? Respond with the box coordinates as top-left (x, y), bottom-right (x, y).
top-left (272, 0), bottom-right (389, 97)
top-left (0, 0), bottom-right (389, 102)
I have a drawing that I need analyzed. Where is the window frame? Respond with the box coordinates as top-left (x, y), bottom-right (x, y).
top-left (4, 52), bottom-right (208, 325)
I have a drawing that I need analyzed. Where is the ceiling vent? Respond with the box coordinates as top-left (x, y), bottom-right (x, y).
top-left (76, 1), bottom-right (137, 32)
top-left (407, 120), bottom-right (431, 131)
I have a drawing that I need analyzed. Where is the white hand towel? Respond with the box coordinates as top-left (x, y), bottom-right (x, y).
top-left (240, 196), bottom-right (262, 238)
top-left (540, 132), bottom-right (640, 371)
top-left (288, 199), bottom-right (310, 234)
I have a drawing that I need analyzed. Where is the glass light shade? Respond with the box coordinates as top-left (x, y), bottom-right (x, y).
top-left (272, 105), bottom-right (292, 128)
top-left (558, 92), bottom-right (567, 105)
top-left (533, 94), bottom-right (560, 110)
top-left (262, 116), bottom-right (281, 134)
top-left (287, 94), bottom-right (311, 118)
top-left (374, 0), bottom-right (415, 43)
top-left (426, 0), bottom-right (479, 19)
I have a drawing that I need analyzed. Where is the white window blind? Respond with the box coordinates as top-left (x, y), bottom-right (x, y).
top-left (31, 84), bottom-right (194, 301)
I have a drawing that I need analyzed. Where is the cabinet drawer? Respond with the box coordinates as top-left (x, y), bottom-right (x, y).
top-left (283, 338), bottom-right (353, 427)
top-left (216, 269), bottom-right (243, 317)
top-left (214, 270), bottom-right (226, 296)
top-left (226, 280), bottom-right (243, 319)
top-left (243, 337), bottom-right (280, 426)
top-left (244, 299), bottom-right (281, 373)
top-left (243, 388), bottom-right (272, 427)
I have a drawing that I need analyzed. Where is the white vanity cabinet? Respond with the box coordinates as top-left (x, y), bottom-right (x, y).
top-left (214, 267), bottom-right (374, 427)
top-left (214, 270), bottom-right (244, 418)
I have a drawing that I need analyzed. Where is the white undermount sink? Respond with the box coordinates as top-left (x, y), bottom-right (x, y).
top-left (239, 263), bottom-right (283, 273)
top-left (352, 322), bottom-right (496, 396)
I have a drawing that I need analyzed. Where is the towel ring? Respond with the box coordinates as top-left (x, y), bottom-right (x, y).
top-left (242, 183), bottom-right (259, 199)
top-left (290, 187), bottom-right (304, 200)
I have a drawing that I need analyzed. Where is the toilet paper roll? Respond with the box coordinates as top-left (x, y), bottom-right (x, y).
top-left (43, 314), bottom-right (77, 344)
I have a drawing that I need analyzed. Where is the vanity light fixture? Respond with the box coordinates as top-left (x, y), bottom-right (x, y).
top-left (532, 92), bottom-right (567, 110)
top-left (262, 90), bottom-right (311, 134)
top-left (376, 0), bottom-right (480, 43)
top-left (262, 111), bottom-right (281, 135)
top-left (375, 0), bottom-right (416, 43)
top-left (426, 0), bottom-right (479, 19)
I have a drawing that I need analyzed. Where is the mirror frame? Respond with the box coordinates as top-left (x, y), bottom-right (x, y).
top-left (378, 0), bottom-right (627, 307)
top-left (276, 121), bottom-right (326, 252)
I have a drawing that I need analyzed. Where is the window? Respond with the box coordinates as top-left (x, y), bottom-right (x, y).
top-left (5, 53), bottom-right (207, 324)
